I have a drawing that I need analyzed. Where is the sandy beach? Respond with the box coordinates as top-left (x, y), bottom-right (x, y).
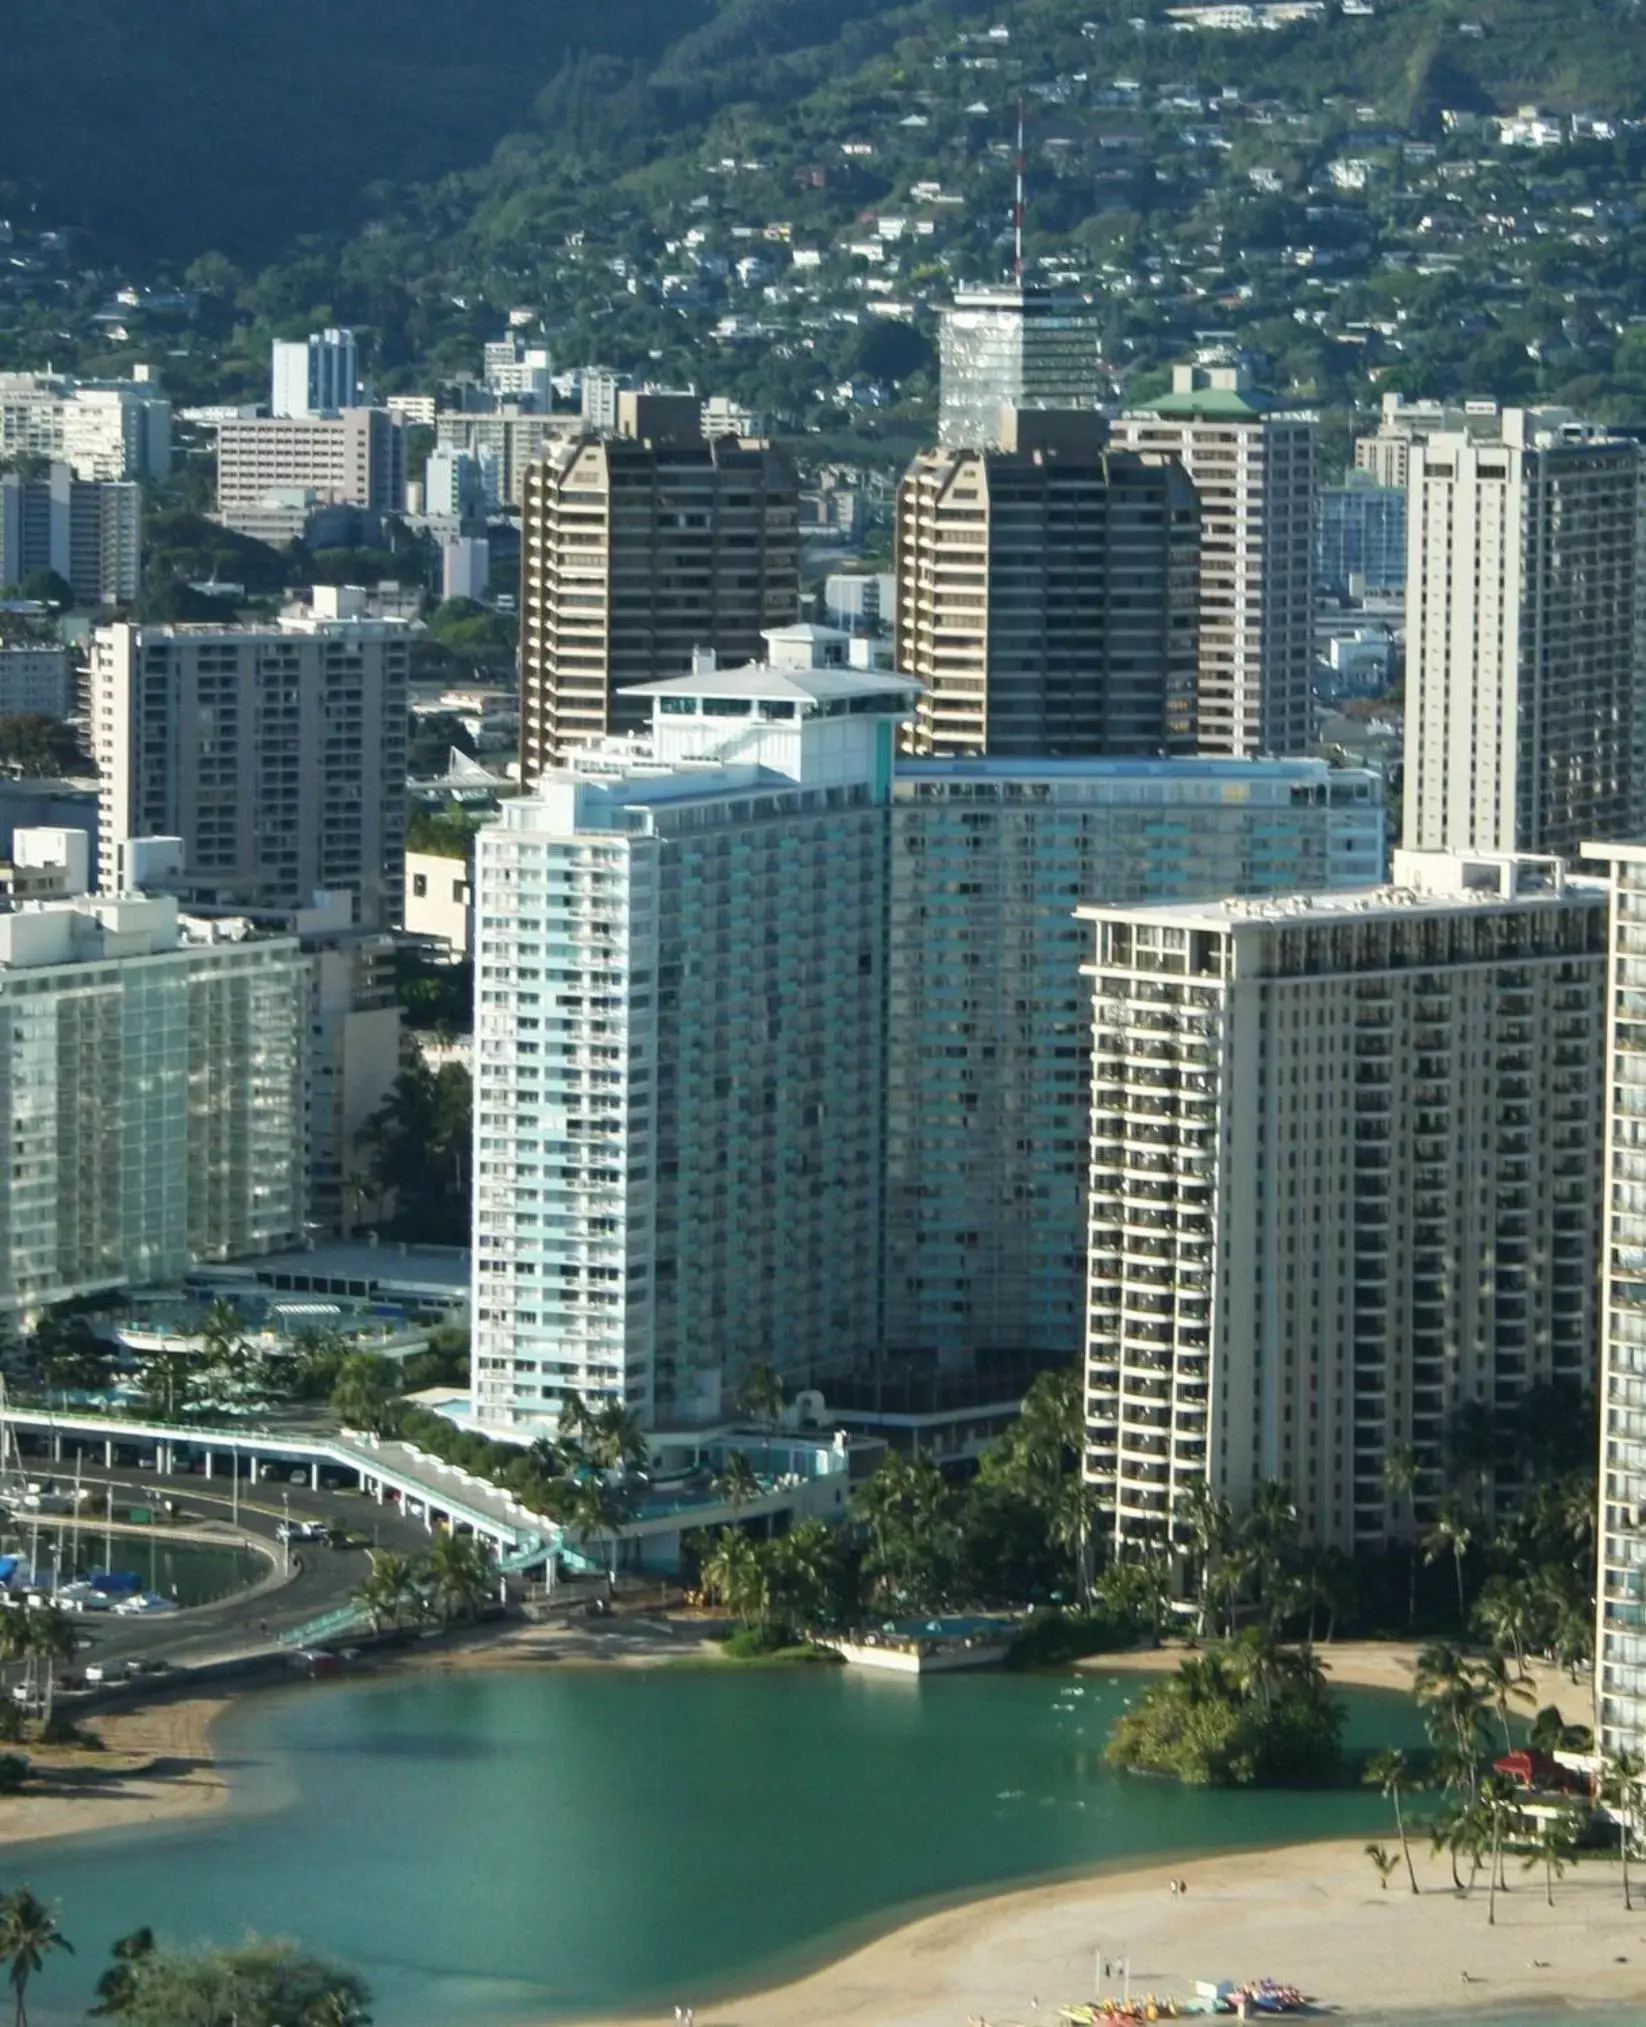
top-left (604, 1835), bottom-right (1646, 2027)
top-left (0, 1693), bottom-right (228, 1850)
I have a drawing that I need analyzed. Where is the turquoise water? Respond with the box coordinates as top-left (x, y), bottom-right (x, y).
top-left (0, 1669), bottom-right (1616, 2026)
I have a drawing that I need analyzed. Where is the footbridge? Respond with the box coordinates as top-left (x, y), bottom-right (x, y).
top-left (0, 1406), bottom-right (542, 1556)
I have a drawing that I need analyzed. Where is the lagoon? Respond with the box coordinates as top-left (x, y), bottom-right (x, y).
top-left (4, 1666), bottom-right (1584, 2026)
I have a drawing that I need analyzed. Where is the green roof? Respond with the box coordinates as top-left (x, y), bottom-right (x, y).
top-left (1130, 386), bottom-right (1274, 420)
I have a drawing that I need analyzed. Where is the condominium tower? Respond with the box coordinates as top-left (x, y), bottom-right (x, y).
top-left (0, 463), bottom-right (141, 606)
top-left (0, 372), bottom-right (171, 482)
top-left (472, 636), bottom-right (1386, 1435)
top-left (937, 286), bottom-right (1104, 448)
top-left (894, 411), bottom-right (1201, 758)
top-left (0, 893), bottom-right (307, 1316)
top-left (1112, 364), bottom-right (1317, 759)
top-left (473, 657), bottom-right (909, 1429)
top-left (1402, 409), bottom-right (1644, 860)
top-left (1082, 849), bottom-right (1605, 1556)
top-left (1590, 841), bottom-right (1646, 1757)
top-left (517, 393), bottom-right (799, 778)
top-left (884, 758), bottom-right (1384, 1369)
top-left (89, 618), bottom-right (410, 929)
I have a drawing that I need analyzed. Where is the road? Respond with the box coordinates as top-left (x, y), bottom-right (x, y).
top-left (13, 1468), bottom-right (441, 1678)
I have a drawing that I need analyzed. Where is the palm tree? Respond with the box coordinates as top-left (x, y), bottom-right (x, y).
top-left (426, 1531), bottom-right (492, 1627)
top-left (768, 1520), bottom-right (835, 1636)
top-left (355, 1551), bottom-right (419, 1631)
top-left (1472, 1647), bottom-right (1532, 1754)
top-left (1177, 1479), bottom-right (1233, 1637)
top-left (701, 1526), bottom-right (762, 1625)
top-left (1520, 1809), bottom-right (1579, 1907)
top-left (0, 1888), bottom-right (71, 2027)
top-left (1365, 1747), bottom-right (1420, 1894)
top-left (587, 1399), bottom-right (648, 1477)
top-left (712, 1450), bottom-right (761, 1511)
top-left (1364, 1842), bottom-right (1400, 1890)
top-left (27, 1607), bottom-right (76, 1729)
top-left (555, 1391), bottom-right (599, 1461)
top-left (1599, 1748), bottom-right (1644, 1911)
top-left (1473, 1575), bottom-right (1536, 1673)
top-left (1383, 1442), bottom-right (1421, 1624)
top-left (1423, 1493), bottom-right (1474, 1625)
top-left (1480, 1771), bottom-right (1519, 1925)
top-left (1047, 1474), bottom-right (1100, 1606)
top-left (567, 1476), bottom-right (627, 1584)
top-left (737, 1362), bottom-right (788, 1434)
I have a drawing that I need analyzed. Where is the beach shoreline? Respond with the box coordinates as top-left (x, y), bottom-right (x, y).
top-left (0, 1627), bottom-right (1620, 2027)
top-left (575, 1835), bottom-right (1646, 2027)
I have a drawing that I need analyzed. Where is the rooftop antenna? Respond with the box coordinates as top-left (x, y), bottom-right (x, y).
top-left (1014, 98), bottom-right (1026, 284)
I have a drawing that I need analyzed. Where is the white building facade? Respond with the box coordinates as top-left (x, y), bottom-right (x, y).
top-left (0, 895), bottom-right (307, 1315)
top-left (473, 640), bottom-right (1387, 1437)
top-left (1082, 850), bottom-right (1606, 1556)
top-left (1591, 841), bottom-right (1646, 1756)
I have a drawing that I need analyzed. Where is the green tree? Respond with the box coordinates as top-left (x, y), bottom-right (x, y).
top-left (0, 1889), bottom-right (72, 2027)
top-left (1599, 1747), bottom-right (1644, 1911)
top-left (1521, 1809), bottom-right (1580, 1907)
top-left (104, 1935), bottom-right (370, 2027)
top-left (330, 1353), bottom-right (400, 1437)
top-left (586, 1399), bottom-right (648, 1476)
top-left (1383, 1442), bottom-right (1421, 1624)
top-left (851, 1452), bottom-right (959, 1614)
top-left (426, 1531), bottom-right (493, 1626)
top-left (1423, 1493), bottom-right (1474, 1625)
top-left (701, 1526), bottom-right (763, 1624)
top-left (90, 1926), bottom-right (154, 2016)
top-left (1365, 1747), bottom-right (1421, 1894)
top-left (1364, 1841), bottom-right (1400, 1890)
top-left (356, 1059), bottom-right (471, 1244)
top-left (737, 1362), bottom-right (787, 1433)
top-left (712, 1451), bottom-right (761, 1511)
top-left (355, 1550), bottom-right (421, 1631)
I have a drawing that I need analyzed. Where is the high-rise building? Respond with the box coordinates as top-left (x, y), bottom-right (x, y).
top-left (884, 758), bottom-right (1384, 1371)
top-left (581, 368), bottom-right (627, 433)
top-left (1403, 408), bottom-right (1644, 861)
top-left (1353, 392), bottom-right (1501, 489)
top-left (0, 891), bottom-right (307, 1317)
top-left (893, 411), bottom-right (1201, 758)
top-left (471, 634), bottom-right (1386, 1437)
top-left (483, 334), bottom-right (551, 407)
top-left (473, 656), bottom-right (910, 1431)
top-left (1081, 849), bottom-right (1606, 1559)
top-left (0, 462), bottom-right (141, 606)
top-left (517, 393), bottom-right (799, 779)
top-left (1112, 364), bottom-right (1318, 759)
top-left (937, 286), bottom-right (1104, 448)
top-left (213, 409), bottom-right (405, 542)
top-left (89, 617), bottom-right (410, 930)
top-left (437, 411), bottom-right (569, 510)
top-left (271, 328), bottom-right (360, 418)
top-left (1316, 470), bottom-right (1407, 599)
top-left (1592, 839), bottom-right (1646, 1757)
top-left (0, 372), bottom-right (171, 482)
